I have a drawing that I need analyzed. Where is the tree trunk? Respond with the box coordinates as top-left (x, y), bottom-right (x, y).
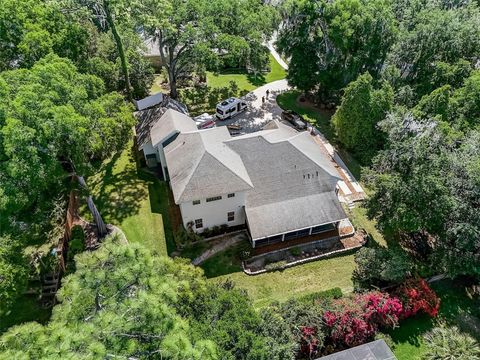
top-left (77, 175), bottom-right (108, 238)
top-left (168, 70), bottom-right (178, 99)
top-left (104, 0), bottom-right (133, 103)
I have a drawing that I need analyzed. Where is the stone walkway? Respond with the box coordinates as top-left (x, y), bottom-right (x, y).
top-left (192, 231), bottom-right (247, 265)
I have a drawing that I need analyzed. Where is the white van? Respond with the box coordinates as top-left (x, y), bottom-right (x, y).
top-left (215, 97), bottom-right (247, 120)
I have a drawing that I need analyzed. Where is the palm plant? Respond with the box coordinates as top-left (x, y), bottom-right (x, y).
top-left (423, 325), bottom-right (480, 360)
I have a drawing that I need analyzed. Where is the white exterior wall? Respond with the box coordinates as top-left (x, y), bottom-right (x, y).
top-left (141, 141), bottom-right (157, 160)
top-left (157, 145), bottom-right (167, 169)
top-left (179, 192), bottom-right (246, 232)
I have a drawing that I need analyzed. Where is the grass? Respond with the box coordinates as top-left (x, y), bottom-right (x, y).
top-left (206, 54), bottom-right (286, 92)
top-left (84, 141), bottom-right (174, 255)
top-left (150, 54), bottom-right (286, 96)
top-left (387, 279), bottom-right (480, 359)
top-left (347, 206), bottom-right (387, 247)
top-left (204, 252), bottom-right (356, 308)
top-left (0, 296), bottom-right (51, 333)
top-left (197, 207), bottom-right (387, 308)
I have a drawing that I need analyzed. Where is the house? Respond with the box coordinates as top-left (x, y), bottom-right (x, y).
top-left (136, 105), bottom-right (351, 248)
top-left (315, 339), bottom-right (397, 360)
top-left (134, 94), bottom-right (194, 175)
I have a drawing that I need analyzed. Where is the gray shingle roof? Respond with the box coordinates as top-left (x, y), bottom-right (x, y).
top-left (165, 127), bottom-right (253, 203)
top-left (150, 109), bottom-right (197, 147)
top-left (316, 340), bottom-right (397, 360)
top-left (226, 122), bottom-right (346, 240)
top-left (134, 96), bottom-right (189, 149)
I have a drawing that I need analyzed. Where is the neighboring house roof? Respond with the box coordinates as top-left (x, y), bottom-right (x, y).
top-left (150, 109), bottom-right (197, 147)
top-left (226, 121), bottom-right (346, 240)
top-left (134, 96), bottom-right (189, 150)
top-left (316, 340), bottom-right (397, 360)
top-left (165, 127), bottom-right (254, 203)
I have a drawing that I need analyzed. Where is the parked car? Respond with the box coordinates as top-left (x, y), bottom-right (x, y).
top-left (281, 110), bottom-right (307, 130)
top-left (194, 113), bottom-right (216, 129)
top-left (216, 97), bottom-right (247, 120)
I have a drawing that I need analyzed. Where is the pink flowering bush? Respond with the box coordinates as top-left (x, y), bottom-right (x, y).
top-left (300, 326), bottom-right (320, 359)
top-left (393, 278), bottom-right (440, 318)
top-left (323, 291), bottom-right (403, 348)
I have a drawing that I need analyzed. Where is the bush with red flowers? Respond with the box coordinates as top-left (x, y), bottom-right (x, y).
top-left (300, 326), bottom-right (320, 359)
top-left (323, 291), bottom-right (403, 348)
top-left (393, 277), bottom-right (440, 318)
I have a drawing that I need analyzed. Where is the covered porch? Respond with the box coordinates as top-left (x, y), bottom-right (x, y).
top-left (249, 218), bottom-right (354, 255)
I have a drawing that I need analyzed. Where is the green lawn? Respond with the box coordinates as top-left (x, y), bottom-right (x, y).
top-left (203, 251), bottom-right (356, 308)
top-left (206, 54), bottom-right (286, 92)
top-left (387, 279), bottom-right (480, 359)
top-left (347, 206), bottom-right (387, 247)
top-left (196, 206), bottom-right (386, 308)
top-left (85, 142), bottom-right (174, 255)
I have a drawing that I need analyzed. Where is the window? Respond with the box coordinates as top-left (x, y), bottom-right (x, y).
top-left (227, 193), bottom-right (235, 198)
top-left (284, 231), bottom-right (299, 241)
top-left (255, 235), bottom-right (283, 247)
top-left (216, 108), bottom-right (224, 115)
top-left (227, 211), bottom-right (235, 222)
top-left (297, 228), bottom-right (310, 237)
top-left (192, 200), bottom-right (200, 205)
top-left (195, 219), bottom-right (203, 229)
top-left (311, 223), bottom-right (335, 234)
top-left (206, 196), bottom-right (222, 202)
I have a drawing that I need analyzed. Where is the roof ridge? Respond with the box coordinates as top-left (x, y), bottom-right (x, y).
top-left (203, 151), bottom-right (254, 189)
top-left (172, 136), bottom-right (207, 203)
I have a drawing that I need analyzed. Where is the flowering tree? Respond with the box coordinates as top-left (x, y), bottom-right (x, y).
top-left (323, 292), bottom-right (403, 348)
top-left (394, 278), bottom-right (440, 318)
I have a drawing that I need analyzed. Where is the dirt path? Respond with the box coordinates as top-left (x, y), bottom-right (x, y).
top-left (192, 232), bottom-right (247, 265)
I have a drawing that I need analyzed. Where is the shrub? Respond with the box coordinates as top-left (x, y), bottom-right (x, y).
top-left (422, 325), bottom-right (480, 360)
top-left (300, 288), bottom-right (343, 304)
top-left (393, 277), bottom-right (440, 319)
top-left (353, 247), bottom-right (413, 290)
top-left (174, 226), bottom-right (201, 248)
top-left (265, 260), bottom-right (287, 272)
top-left (300, 326), bottom-right (321, 359)
top-left (278, 299), bottom-right (326, 359)
top-left (290, 247), bottom-right (302, 256)
top-left (323, 291), bottom-right (403, 349)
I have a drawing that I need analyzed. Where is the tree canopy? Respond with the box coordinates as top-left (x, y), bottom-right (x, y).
top-left (332, 72), bottom-right (393, 163)
top-left (0, 237), bottom-right (296, 359)
top-left (0, 237), bottom-right (217, 359)
top-left (0, 54), bottom-right (134, 219)
top-left (139, 0), bottom-right (278, 98)
top-left (278, 0), bottom-right (397, 101)
top-left (365, 113), bottom-right (480, 277)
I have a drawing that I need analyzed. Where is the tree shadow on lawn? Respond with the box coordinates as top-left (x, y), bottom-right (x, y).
top-left (146, 179), bottom-right (176, 255)
top-left (246, 73), bottom-right (267, 87)
top-left (200, 241), bottom-right (250, 278)
top-left (88, 149), bottom-right (148, 225)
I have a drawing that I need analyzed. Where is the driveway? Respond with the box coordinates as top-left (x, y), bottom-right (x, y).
top-left (212, 35), bottom-right (290, 133)
top-left (216, 79), bottom-right (290, 133)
